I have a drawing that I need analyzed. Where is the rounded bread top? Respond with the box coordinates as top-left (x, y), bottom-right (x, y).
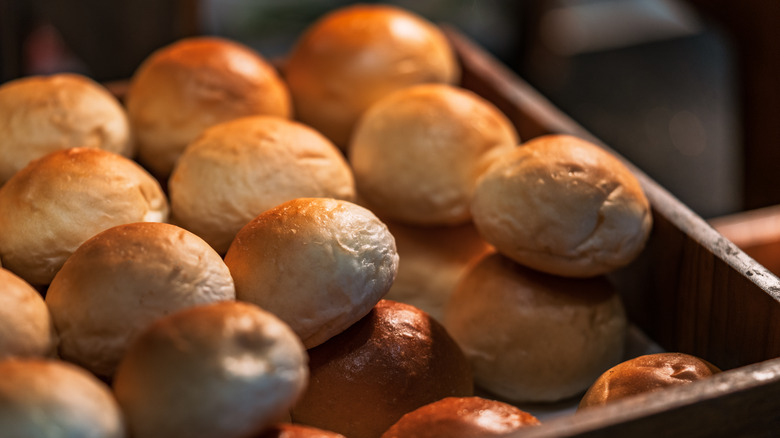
top-left (285, 4), bottom-right (460, 147)
top-left (125, 36), bottom-right (292, 178)
top-left (0, 73), bottom-right (133, 185)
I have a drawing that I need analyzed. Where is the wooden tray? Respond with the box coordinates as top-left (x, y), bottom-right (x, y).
top-left (441, 27), bottom-right (780, 437)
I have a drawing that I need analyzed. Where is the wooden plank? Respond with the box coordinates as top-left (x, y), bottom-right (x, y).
top-left (510, 358), bottom-right (780, 437)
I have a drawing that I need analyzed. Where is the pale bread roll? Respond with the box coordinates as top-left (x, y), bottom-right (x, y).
top-left (0, 73), bottom-right (133, 185)
top-left (578, 352), bottom-right (721, 409)
top-left (381, 396), bottom-right (540, 438)
top-left (113, 301), bottom-right (308, 438)
top-left (169, 116), bottom-right (356, 254)
top-left (444, 253), bottom-right (627, 403)
top-left (45, 222), bottom-right (235, 378)
top-left (225, 198), bottom-right (398, 348)
top-left (383, 220), bottom-right (493, 322)
top-left (0, 358), bottom-right (125, 438)
top-left (0, 147), bottom-right (168, 286)
top-left (471, 134), bottom-right (652, 277)
top-left (284, 4), bottom-right (459, 148)
top-left (0, 268), bottom-right (57, 359)
top-left (291, 300), bottom-right (473, 438)
top-left (349, 84), bottom-right (518, 225)
top-left (125, 36), bottom-right (292, 178)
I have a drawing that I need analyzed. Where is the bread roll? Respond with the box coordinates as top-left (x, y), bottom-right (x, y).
top-left (349, 84), bottom-right (518, 225)
top-left (125, 36), bottom-right (291, 178)
top-left (381, 396), bottom-right (540, 438)
top-left (0, 147), bottom-right (168, 286)
top-left (169, 116), bottom-right (356, 254)
top-left (45, 222), bottom-right (234, 378)
top-left (254, 423), bottom-right (346, 438)
top-left (225, 198), bottom-right (398, 348)
top-left (0, 73), bottom-right (133, 186)
top-left (291, 300), bottom-right (473, 438)
top-left (578, 352), bottom-right (721, 409)
top-left (383, 220), bottom-right (493, 322)
top-left (0, 268), bottom-right (57, 359)
top-left (471, 134), bottom-right (652, 277)
top-left (444, 253), bottom-right (626, 403)
top-left (113, 301), bottom-right (308, 438)
top-left (284, 4), bottom-right (459, 148)
top-left (0, 358), bottom-right (125, 438)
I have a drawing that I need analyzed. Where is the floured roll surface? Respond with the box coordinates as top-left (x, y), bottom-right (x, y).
top-left (284, 4), bottom-right (459, 148)
top-left (578, 352), bottom-right (721, 409)
top-left (381, 396), bottom-right (540, 438)
top-left (291, 300), bottom-right (473, 438)
top-left (225, 198), bottom-right (398, 348)
top-left (125, 36), bottom-right (292, 178)
top-left (113, 301), bottom-right (308, 438)
top-left (471, 134), bottom-right (652, 278)
top-left (0, 358), bottom-right (125, 438)
top-left (0, 147), bottom-right (168, 286)
top-left (444, 253), bottom-right (626, 403)
top-left (0, 73), bottom-right (133, 185)
top-left (45, 222), bottom-right (235, 378)
top-left (0, 268), bottom-right (57, 359)
top-left (169, 116), bottom-right (356, 254)
top-left (349, 84), bottom-right (518, 225)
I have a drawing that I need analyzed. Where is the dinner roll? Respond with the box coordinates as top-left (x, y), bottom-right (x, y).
top-left (225, 198), bottom-right (398, 348)
top-left (125, 36), bottom-right (291, 178)
top-left (169, 116), bottom-right (356, 254)
top-left (0, 73), bottom-right (133, 186)
top-left (0, 268), bottom-right (57, 359)
top-left (381, 396), bottom-right (540, 438)
top-left (383, 220), bottom-right (493, 322)
top-left (45, 222), bottom-right (235, 378)
top-left (255, 423), bottom-right (346, 438)
top-left (0, 358), bottom-right (125, 438)
top-left (349, 84), bottom-right (518, 225)
top-left (471, 134), bottom-right (652, 277)
top-left (284, 4), bottom-right (459, 148)
top-left (578, 352), bottom-right (721, 409)
top-left (444, 253), bottom-right (626, 403)
top-left (291, 300), bottom-right (473, 438)
top-left (0, 148), bottom-right (168, 286)
top-left (113, 301), bottom-right (308, 438)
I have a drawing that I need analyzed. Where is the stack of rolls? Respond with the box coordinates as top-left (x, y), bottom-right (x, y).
top-left (0, 2), bottom-right (669, 437)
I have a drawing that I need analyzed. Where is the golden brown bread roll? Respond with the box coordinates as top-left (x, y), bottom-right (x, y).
top-left (349, 83), bottom-right (518, 225)
top-left (444, 253), bottom-right (626, 403)
top-left (0, 147), bottom-right (168, 286)
top-left (382, 220), bottom-right (493, 322)
top-left (291, 299), bottom-right (473, 438)
top-left (578, 352), bottom-right (721, 409)
top-left (45, 222), bottom-right (235, 378)
top-left (113, 301), bottom-right (308, 438)
top-left (0, 358), bottom-right (125, 437)
top-left (254, 423), bottom-right (346, 438)
top-left (381, 396), bottom-right (540, 438)
top-left (0, 73), bottom-right (133, 186)
top-left (125, 36), bottom-right (291, 178)
top-left (284, 4), bottom-right (459, 148)
top-left (169, 116), bottom-right (356, 254)
top-left (470, 134), bottom-right (652, 278)
top-left (0, 268), bottom-right (57, 359)
top-left (225, 198), bottom-right (398, 349)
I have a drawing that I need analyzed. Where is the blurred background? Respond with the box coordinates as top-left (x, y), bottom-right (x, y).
top-left (1, 0), bottom-right (778, 219)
